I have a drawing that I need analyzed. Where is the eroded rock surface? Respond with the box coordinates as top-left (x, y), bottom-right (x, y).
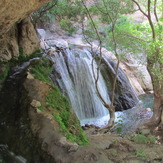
top-left (0, 0), bottom-right (50, 36)
top-left (0, 0), bottom-right (50, 61)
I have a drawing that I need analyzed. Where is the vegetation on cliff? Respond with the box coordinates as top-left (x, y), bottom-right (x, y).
top-left (30, 57), bottom-right (89, 145)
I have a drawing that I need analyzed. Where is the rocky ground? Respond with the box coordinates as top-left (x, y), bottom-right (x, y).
top-left (28, 26), bottom-right (163, 163)
top-left (24, 70), bottom-right (163, 163)
top-left (84, 127), bottom-right (163, 163)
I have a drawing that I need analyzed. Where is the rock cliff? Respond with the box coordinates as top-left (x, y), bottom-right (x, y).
top-left (0, 0), bottom-right (50, 61)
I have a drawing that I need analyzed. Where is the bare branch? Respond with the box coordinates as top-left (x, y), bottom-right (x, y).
top-left (33, 0), bottom-right (58, 28)
top-left (154, 0), bottom-right (159, 22)
top-left (147, 0), bottom-right (156, 40)
top-left (131, 0), bottom-right (148, 18)
top-left (132, 0), bottom-right (156, 40)
top-left (81, 0), bottom-right (102, 47)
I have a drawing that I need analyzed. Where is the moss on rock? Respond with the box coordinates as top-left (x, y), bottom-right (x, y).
top-left (30, 57), bottom-right (89, 145)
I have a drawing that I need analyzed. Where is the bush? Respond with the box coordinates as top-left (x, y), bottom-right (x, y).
top-left (59, 19), bottom-right (77, 35)
top-left (135, 150), bottom-right (147, 158)
top-left (10, 49), bottom-right (41, 64)
top-left (0, 64), bottom-right (10, 82)
top-left (132, 134), bottom-right (156, 144)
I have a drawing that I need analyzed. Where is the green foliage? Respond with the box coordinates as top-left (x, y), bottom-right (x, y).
top-left (32, 0), bottom-right (57, 24)
top-left (88, 5), bottom-right (100, 15)
top-left (135, 150), bottom-right (147, 158)
top-left (0, 49), bottom-right (41, 85)
top-left (30, 58), bottom-right (53, 83)
top-left (115, 116), bottom-right (125, 134)
top-left (30, 58), bottom-right (88, 145)
top-left (59, 19), bottom-right (77, 35)
top-left (32, 0), bottom-right (86, 26)
top-left (84, 19), bottom-right (102, 42)
top-left (38, 105), bottom-right (44, 111)
top-left (132, 134), bottom-right (156, 144)
top-left (47, 88), bottom-right (89, 145)
top-left (0, 64), bottom-right (10, 81)
top-left (10, 49), bottom-right (41, 64)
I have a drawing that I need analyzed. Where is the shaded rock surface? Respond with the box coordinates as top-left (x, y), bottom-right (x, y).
top-left (18, 17), bottom-right (40, 55)
top-left (0, 17), bottom-right (39, 61)
top-left (101, 56), bottom-right (139, 110)
top-left (0, 0), bottom-right (50, 61)
top-left (0, 62), bottom-right (54, 163)
top-left (0, 0), bottom-right (50, 36)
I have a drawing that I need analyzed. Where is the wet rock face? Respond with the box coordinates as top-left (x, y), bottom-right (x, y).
top-left (0, 63), bottom-right (55, 163)
top-left (100, 58), bottom-right (139, 111)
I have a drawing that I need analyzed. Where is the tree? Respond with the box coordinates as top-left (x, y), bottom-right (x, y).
top-left (32, 0), bottom-right (58, 28)
top-left (131, 0), bottom-right (163, 130)
top-left (34, 0), bottom-right (163, 132)
top-left (83, 0), bottom-right (163, 132)
top-left (81, 0), bottom-right (135, 130)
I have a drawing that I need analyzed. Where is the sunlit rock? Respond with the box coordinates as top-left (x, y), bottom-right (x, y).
top-left (31, 99), bottom-right (41, 108)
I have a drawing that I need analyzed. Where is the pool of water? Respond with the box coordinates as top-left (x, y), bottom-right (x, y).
top-left (81, 94), bottom-right (154, 134)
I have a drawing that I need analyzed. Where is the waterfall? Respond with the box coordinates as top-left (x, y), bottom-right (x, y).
top-left (51, 48), bottom-right (110, 121)
top-left (50, 47), bottom-right (139, 126)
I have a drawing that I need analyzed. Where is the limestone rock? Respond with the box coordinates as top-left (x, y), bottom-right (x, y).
top-left (27, 72), bottom-right (34, 79)
top-left (40, 39), bottom-right (49, 50)
top-left (37, 29), bottom-right (46, 41)
top-left (0, 26), bottom-right (19, 61)
top-left (31, 99), bottom-right (41, 108)
top-left (0, 0), bottom-right (50, 61)
top-left (18, 17), bottom-right (40, 56)
top-left (59, 137), bottom-right (79, 152)
top-left (161, 111), bottom-right (163, 124)
top-left (140, 128), bottom-right (151, 135)
top-left (120, 53), bottom-right (153, 95)
top-left (0, 0), bottom-right (50, 36)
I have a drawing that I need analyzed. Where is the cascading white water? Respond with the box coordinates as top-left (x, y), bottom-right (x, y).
top-left (50, 46), bottom-right (143, 128)
top-left (51, 48), bottom-right (110, 122)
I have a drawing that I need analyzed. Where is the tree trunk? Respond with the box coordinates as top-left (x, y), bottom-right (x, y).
top-left (147, 58), bottom-right (163, 127)
top-left (151, 94), bottom-right (163, 126)
top-left (107, 105), bottom-right (115, 128)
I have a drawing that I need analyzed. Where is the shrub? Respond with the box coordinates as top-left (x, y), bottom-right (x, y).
top-left (10, 49), bottom-right (41, 64)
top-left (0, 64), bottom-right (10, 81)
top-left (59, 19), bottom-right (77, 35)
top-left (135, 150), bottom-right (147, 158)
top-left (132, 134), bottom-right (156, 144)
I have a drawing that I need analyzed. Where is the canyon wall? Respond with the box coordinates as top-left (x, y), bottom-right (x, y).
top-left (0, 0), bottom-right (50, 61)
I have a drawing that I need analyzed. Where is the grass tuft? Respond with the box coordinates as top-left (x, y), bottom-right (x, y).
top-left (132, 134), bottom-right (156, 144)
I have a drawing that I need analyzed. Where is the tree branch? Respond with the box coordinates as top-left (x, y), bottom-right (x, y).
top-left (131, 0), bottom-right (148, 18)
top-left (154, 0), bottom-right (159, 22)
top-left (33, 0), bottom-right (58, 28)
top-left (147, 0), bottom-right (156, 40)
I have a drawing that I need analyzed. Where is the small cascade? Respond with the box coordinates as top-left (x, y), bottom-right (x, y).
top-left (50, 46), bottom-right (139, 125)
